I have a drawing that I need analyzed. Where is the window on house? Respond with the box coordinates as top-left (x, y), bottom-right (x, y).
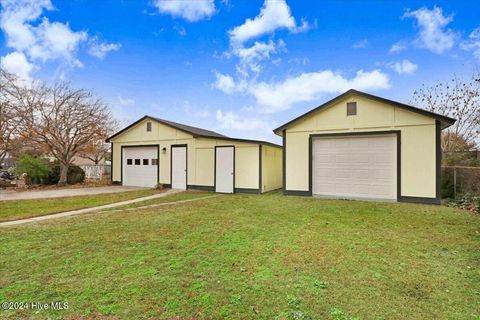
top-left (135, 159), bottom-right (140, 165)
top-left (127, 159), bottom-right (133, 165)
top-left (146, 122), bottom-right (152, 132)
top-left (143, 159), bottom-right (149, 165)
top-left (152, 159), bottom-right (158, 165)
top-left (347, 102), bottom-right (357, 116)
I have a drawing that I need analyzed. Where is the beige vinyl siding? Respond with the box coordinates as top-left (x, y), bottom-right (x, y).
top-left (261, 145), bottom-right (283, 192)
top-left (110, 118), bottom-right (282, 193)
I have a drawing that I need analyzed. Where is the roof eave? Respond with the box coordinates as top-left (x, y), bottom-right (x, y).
top-left (272, 89), bottom-right (457, 134)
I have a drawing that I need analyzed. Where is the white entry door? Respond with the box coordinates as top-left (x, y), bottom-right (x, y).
top-left (215, 146), bottom-right (234, 193)
top-left (171, 146), bottom-right (187, 189)
top-left (122, 146), bottom-right (158, 188)
top-left (312, 134), bottom-right (397, 200)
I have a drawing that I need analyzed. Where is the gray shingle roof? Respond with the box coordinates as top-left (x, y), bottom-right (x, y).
top-left (150, 116), bottom-right (227, 138)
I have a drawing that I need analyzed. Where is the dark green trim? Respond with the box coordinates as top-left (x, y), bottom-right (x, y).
top-left (120, 144), bottom-right (159, 186)
top-left (170, 144), bottom-right (188, 189)
top-left (259, 145), bottom-right (262, 193)
top-left (214, 145), bottom-right (235, 194)
top-left (282, 129), bottom-right (286, 194)
top-left (284, 190), bottom-right (311, 196)
top-left (235, 188), bottom-right (261, 194)
top-left (398, 196), bottom-right (440, 205)
top-left (436, 120), bottom-right (442, 202)
top-left (188, 185), bottom-right (214, 191)
top-left (110, 142), bottom-right (113, 183)
top-left (273, 89), bottom-right (456, 135)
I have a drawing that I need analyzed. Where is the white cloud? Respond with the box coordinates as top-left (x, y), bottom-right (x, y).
top-left (228, 0), bottom-right (310, 46)
top-left (0, 51), bottom-right (34, 80)
top-left (0, 0), bottom-right (119, 78)
top-left (153, 0), bottom-right (216, 22)
top-left (353, 39), bottom-right (368, 49)
top-left (173, 25), bottom-right (187, 36)
top-left (233, 39), bottom-right (285, 76)
top-left (214, 72), bottom-right (239, 94)
top-left (216, 109), bottom-right (271, 131)
top-left (117, 96), bottom-right (135, 106)
top-left (389, 42), bottom-right (407, 53)
top-left (460, 27), bottom-right (480, 60)
top-left (30, 18), bottom-right (87, 64)
top-left (403, 6), bottom-right (457, 54)
top-left (88, 37), bottom-right (121, 59)
top-left (247, 69), bottom-right (391, 113)
top-left (389, 59), bottom-right (418, 75)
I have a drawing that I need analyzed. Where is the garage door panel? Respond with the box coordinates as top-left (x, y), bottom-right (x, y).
top-left (334, 169), bottom-right (350, 179)
top-left (353, 169), bottom-right (370, 179)
top-left (122, 147), bottom-right (158, 188)
top-left (312, 135), bottom-right (397, 200)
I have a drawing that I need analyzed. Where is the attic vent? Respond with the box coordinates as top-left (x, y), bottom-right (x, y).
top-left (347, 102), bottom-right (357, 116)
top-left (146, 122), bottom-right (152, 132)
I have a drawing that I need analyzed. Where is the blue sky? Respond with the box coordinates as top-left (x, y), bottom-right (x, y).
top-left (1, 0), bottom-right (479, 143)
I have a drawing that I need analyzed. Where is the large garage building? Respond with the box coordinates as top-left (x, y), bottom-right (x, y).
top-left (274, 89), bottom-right (456, 204)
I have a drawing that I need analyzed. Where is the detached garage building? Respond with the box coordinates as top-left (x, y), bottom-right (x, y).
top-left (274, 89), bottom-right (456, 204)
top-left (107, 116), bottom-right (282, 193)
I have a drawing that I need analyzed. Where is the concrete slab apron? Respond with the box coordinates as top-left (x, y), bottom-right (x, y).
top-left (0, 189), bottom-right (183, 227)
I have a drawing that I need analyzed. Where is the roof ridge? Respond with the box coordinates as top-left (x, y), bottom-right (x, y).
top-left (273, 89), bottom-right (456, 135)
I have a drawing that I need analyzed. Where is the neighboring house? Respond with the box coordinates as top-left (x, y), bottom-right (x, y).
top-left (274, 89), bottom-right (456, 204)
top-left (72, 156), bottom-right (105, 166)
top-left (107, 116), bottom-right (282, 193)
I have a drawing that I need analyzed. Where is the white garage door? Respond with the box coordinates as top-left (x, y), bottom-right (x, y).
top-left (312, 134), bottom-right (397, 200)
top-left (122, 147), bottom-right (158, 188)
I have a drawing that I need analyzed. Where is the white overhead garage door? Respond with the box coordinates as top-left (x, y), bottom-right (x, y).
top-left (122, 146), bottom-right (158, 188)
top-left (312, 134), bottom-right (397, 200)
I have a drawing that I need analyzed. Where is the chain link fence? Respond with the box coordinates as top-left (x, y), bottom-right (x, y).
top-left (442, 166), bottom-right (480, 198)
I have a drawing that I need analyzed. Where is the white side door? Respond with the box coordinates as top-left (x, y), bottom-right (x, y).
top-left (171, 146), bottom-right (187, 189)
top-left (215, 146), bottom-right (234, 193)
top-left (122, 146), bottom-right (158, 188)
top-left (312, 134), bottom-right (397, 200)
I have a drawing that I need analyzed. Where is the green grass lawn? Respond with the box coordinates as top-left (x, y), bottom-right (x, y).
top-left (0, 192), bottom-right (479, 319)
top-left (0, 189), bottom-right (160, 222)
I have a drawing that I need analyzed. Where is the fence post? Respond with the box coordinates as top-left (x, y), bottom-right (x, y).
top-left (453, 167), bottom-right (457, 199)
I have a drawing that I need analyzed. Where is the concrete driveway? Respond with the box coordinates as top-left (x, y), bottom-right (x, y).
top-left (0, 186), bottom-right (148, 201)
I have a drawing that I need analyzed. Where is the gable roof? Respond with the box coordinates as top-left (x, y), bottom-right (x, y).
top-left (149, 116), bottom-right (228, 138)
top-left (273, 89), bottom-right (457, 136)
top-left (106, 115), bottom-right (281, 148)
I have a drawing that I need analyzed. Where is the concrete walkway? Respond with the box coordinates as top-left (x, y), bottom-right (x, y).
top-left (0, 186), bottom-right (147, 201)
top-left (0, 189), bottom-right (183, 227)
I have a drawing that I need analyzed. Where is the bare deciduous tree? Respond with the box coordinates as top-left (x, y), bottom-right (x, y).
top-left (78, 126), bottom-right (116, 165)
top-left (19, 82), bottom-right (115, 185)
top-left (411, 72), bottom-right (480, 151)
top-left (0, 70), bottom-right (21, 166)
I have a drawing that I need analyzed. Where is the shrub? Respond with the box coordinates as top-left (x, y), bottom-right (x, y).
top-left (15, 154), bottom-right (51, 184)
top-left (441, 168), bottom-right (455, 198)
top-left (45, 162), bottom-right (85, 185)
top-left (446, 193), bottom-right (480, 214)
